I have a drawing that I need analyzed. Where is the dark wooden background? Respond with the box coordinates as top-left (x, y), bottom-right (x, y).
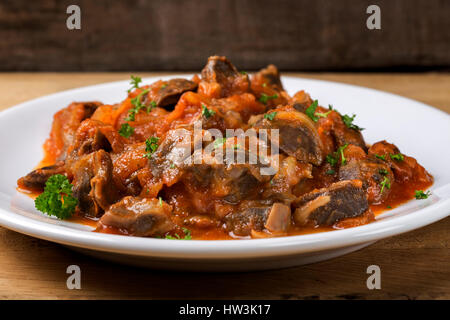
top-left (0, 0), bottom-right (449, 71)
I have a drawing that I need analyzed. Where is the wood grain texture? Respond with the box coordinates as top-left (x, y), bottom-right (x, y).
top-left (0, 0), bottom-right (449, 71)
top-left (0, 72), bottom-right (448, 299)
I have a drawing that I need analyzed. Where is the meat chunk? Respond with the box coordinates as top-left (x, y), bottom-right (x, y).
top-left (314, 109), bottom-right (366, 152)
top-left (292, 90), bottom-right (314, 113)
top-left (225, 202), bottom-right (291, 236)
top-left (152, 78), bottom-right (198, 110)
top-left (368, 140), bottom-right (432, 184)
top-left (183, 141), bottom-right (274, 204)
top-left (70, 150), bottom-right (120, 217)
top-left (44, 101), bottom-right (102, 161)
top-left (293, 180), bottom-right (369, 226)
top-left (264, 203), bottom-right (291, 233)
top-left (255, 64), bottom-right (284, 91)
top-left (199, 56), bottom-right (250, 98)
top-left (17, 161), bottom-right (65, 191)
top-left (99, 196), bottom-right (175, 237)
top-left (339, 158), bottom-right (394, 204)
top-left (253, 107), bottom-right (324, 165)
top-left (66, 119), bottom-right (124, 164)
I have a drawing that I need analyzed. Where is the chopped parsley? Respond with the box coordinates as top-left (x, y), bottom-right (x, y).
top-left (240, 71), bottom-right (247, 75)
top-left (414, 190), bottom-right (431, 200)
top-left (305, 100), bottom-right (319, 122)
top-left (127, 75), bottom-right (142, 93)
top-left (165, 228), bottom-right (192, 240)
top-left (160, 83), bottom-right (168, 89)
top-left (378, 168), bottom-right (389, 175)
top-left (34, 174), bottom-right (77, 220)
top-left (201, 104), bottom-right (216, 119)
top-left (380, 176), bottom-right (391, 194)
top-left (326, 144), bottom-right (348, 166)
top-left (341, 114), bottom-right (364, 131)
top-left (144, 136), bottom-right (160, 158)
top-left (390, 153), bottom-right (404, 161)
top-left (326, 154), bottom-right (338, 166)
top-left (375, 154), bottom-right (386, 161)
top-left (259, 93), bottom-right (278, 104)
top-left (264, 112), bottom-right (277, 121)
top-left (119, 123), bottom-right (134, 138)
top-left (326, 169), bottom-right (336, 175)
top-left (126, 89), bottom-right (151, 121)
top-left (146, 100), bottom-right (157, 113)
top-left (159, 197), bottom-right (163, 207)
top-left (337, 144), bottom-right (349, 165)
top-left (315, 110), bottom-right (332, 119)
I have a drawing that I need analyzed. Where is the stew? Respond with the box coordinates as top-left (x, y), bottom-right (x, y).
top-left (17, 56), bottom-right (433, 240)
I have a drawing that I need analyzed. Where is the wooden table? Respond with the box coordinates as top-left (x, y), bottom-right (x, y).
top-left (0, 73), bottom-right (448, 300)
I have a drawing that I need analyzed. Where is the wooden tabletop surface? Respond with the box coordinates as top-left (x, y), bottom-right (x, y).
top-left (0, 72), bottom-right (448, 300)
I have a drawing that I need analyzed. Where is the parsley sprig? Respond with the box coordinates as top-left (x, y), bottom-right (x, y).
top-left (341, 114), bottom-right (364, 131)
top-left (165, 228), bottom-right (192, 240)
top-left (35, 174), bottom-right (77, 220)
top-left (202, 104), bottom-right (216, 119)
top-left (127, 75), bottom-right (142, 93)
top-left (414, 190), bottom-right (431, 200)
top-left (380, 176), bottom-right (391, 194)
top-left (259, 93), bottom-right (278, 104)
top-left (264, 112), bottom-right (277, 121)
top-left (144, 136), bottom-right (160, 158)
top-left (326, 144), bottom-right (349, 167)
top-left (119, 123), bottom-right (134, 138)
top-left (390, 153), bottom-right (404, 161)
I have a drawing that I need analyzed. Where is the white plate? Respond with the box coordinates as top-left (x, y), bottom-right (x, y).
top-left (0, 76), bottom-right (449, 271)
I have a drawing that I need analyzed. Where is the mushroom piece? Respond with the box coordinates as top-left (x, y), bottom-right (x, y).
top-left (253, 107), bottom-right (324, 165)
top-left (225, 202), bottom-right (291, 236)
top-left (17, 161), bottom-right (66, 191)
top-left (293, 180), bottom-right (369, 226)
top-left (99, 196), bottom-right (175, 237)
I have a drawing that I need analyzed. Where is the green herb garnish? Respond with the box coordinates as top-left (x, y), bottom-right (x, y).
top-left (375, 154), bottom-right (386, 161)
top-left (202, 104), bottom-right (216, 119)
top-left (264, 112), bottom-right (277, 121)
top-left (144, 136), bottom-right (160, 158)
top-left (390, 153), bottom-right (404, 161)
top-left (159, 197), bottom-right (163, 207)
top-left (326, 154), bottom-right (338, 166)
top-left (414, 190), bottom-right (431, 200)
top-left (259, 93), bottom-right (278, 104)
top-left (326, 169), bottom-right (336, 175)
top-left (337, 144), bottom-right (349, 165)
top-left (127, 75), bottom-right (142, 93)
top-left (315, 110), bottom-right (332, 119)
top-left (165, 228), bottom-right (192, 240)
top-left (380, 176), bottom-right (391, 194)
top-left (34, 174), bottom-right (77, 220)
top-left (126, 89), bottom-right (150, 121)
top-left (305, 100), bottom-right (319, 122)
top-left (379, 168), bottom-right (388, 175)
top-left (341, 114), bottom-right (364, 131)
top-left (119, 123), bottom-right (134, 138)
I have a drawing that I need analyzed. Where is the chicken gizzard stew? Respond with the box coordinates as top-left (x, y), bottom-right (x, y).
top-left (17, 56), bottom-right (433, 239)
